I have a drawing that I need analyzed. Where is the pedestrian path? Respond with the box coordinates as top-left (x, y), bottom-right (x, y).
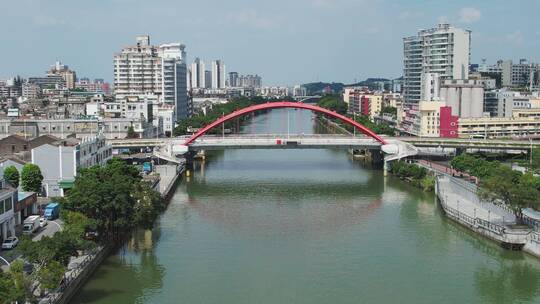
top-left (437, 176), bottom-right (516, 225)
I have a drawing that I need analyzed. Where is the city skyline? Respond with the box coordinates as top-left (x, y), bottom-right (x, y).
top-left (1, 0), bottom-right (539, 85)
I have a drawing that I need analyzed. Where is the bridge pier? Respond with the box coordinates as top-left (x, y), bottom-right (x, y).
top-left (368, 149), bottom-right (384, 166)
top-left (185, 151), bottom-right (196, 177)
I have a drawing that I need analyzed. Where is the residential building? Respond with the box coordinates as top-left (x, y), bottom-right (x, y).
top-left (47, 61), bottom-right (77, 89)
top-left (75, 78), bottom-right (110, 94)
top-left (21, 82), bottom-right (42, 100)
top-left (31, 134), bottom-right (113, 197)
top-left (292, 85), bottom-right (307, 97)
top-left (0, 176), bottom-right (16, 241)
top-left (204, 71), bottom-right (212, 89)
top-left (238, 74), bottom-right (262, 88)
top-left (28, 75), bottom-right (65, 89)
top-left (113, 35), bottom-right (190, 121)
top-left (257, 86), bottom-right (289, 98)
top-left (0, 118), bottom-right (156, 140)
top-left (458, 116), bottom-right (540, 139)
top-left (478, 59), bottom-right (503, 74)
top-left (403, 23), bottom-right (471, 105)
top-left (501, 59), bottom-right (540, 89)
top-left (0, 135), bottom-right (60, 160)
top-left (347, 89), bottom-right (383, 120)
top-left (211, 60), bottom-right (226, 89)
top-left (415, 101), bottom-right (443, 137)
top-left (228, 72), bottom-right (239, 87)
top-left (191, 58), bottom-right (206, 89)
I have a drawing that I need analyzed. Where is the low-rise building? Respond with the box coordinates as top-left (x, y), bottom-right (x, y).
top-left (347, 89), bottom-right (383, 119)
top-left (0, 177), bottom-right (16, 241)
top-left (457, 116), bottom-right (540, 139)
top-left (31, 134), bottom-right (113, 197)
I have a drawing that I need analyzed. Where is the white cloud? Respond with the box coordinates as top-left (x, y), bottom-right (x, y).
top-left (226, 9), bottom-right (278, 30)
top-left (506, 30), bottom-right (524, 45)
top-left (458, 7), bottom-right (481, 23)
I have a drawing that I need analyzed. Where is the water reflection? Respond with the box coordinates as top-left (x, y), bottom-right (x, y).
top-left (475, 260), bottom-right (540, 303)
top-left (72, 228), bottom-right (165, 303)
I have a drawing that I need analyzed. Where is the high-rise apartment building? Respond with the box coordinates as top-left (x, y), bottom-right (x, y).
top-left (403, 23), bottom-right (471, 105)
top-left (48, 61), bottom-right (77, 89)
top-left (211, 60), bottom-right (226, 89)
top-left (113, 35), bottom-right (190, 120)
top-left (204, 71), bottom-right (212, 89)
top-left (191, 58), bottom-right (206, 89)
top-left (228, 72), bottom-right (239, 87)
top-left (501, 59), bottom-right (540, 89)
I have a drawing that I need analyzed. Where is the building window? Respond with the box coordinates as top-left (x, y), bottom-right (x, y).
top-left (4, 197), bottom-right (12, 212)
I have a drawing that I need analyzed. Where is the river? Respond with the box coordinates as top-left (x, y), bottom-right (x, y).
top-left (73, 109), bottom-right (540, 304)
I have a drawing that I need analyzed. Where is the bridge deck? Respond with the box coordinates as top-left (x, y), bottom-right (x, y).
top-left (107, 134), bottom-right (540, 152)
top-left (188, 135), bottom-right (381, 150)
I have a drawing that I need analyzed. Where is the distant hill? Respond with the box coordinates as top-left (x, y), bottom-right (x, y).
top-left (302, 82), bottom-right (345, 95)
top-left (303, 78), bottom-right (391, 95)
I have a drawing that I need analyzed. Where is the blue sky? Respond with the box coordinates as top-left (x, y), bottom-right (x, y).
top-left (1, 0), bottom-right (538, 85)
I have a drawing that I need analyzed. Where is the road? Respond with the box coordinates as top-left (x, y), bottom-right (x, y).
top-left (0, 219), bottom-right (63, 270)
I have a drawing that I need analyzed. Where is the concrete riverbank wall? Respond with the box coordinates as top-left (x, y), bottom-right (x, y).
top-left (435, 175), bottom-right (540, 258)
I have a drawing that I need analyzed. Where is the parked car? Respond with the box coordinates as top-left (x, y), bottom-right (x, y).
top-left (2, 237), bottom-right (19, 250)
top-left (39, 217), bottom-right (48, 228)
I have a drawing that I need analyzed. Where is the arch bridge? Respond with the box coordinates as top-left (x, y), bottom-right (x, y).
top-left (152, 102), bottom-right (418, 172)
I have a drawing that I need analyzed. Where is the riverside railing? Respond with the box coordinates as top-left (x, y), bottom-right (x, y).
top-left (437, 179), bottom-right (507, 236)
top-left (39, 247), bottom-right (103, 304)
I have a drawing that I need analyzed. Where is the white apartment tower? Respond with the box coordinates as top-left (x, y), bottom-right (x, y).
top-left (211, 60), bottom-right (226, 89)
top-left (113, 35), bottom-right (190, 121)
top-left (191, 58), bottom-right (206, 89)
top-left (403, 23), bottom-right (471, 105)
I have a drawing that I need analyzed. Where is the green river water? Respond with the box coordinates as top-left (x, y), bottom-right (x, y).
top-left (73, 109), bottom-right (540, 304)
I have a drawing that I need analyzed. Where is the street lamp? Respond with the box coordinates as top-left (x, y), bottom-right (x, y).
top-left (530, 137), bottom-right (533, 166)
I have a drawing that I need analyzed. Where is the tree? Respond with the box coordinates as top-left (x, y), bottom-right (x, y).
top-left (132, 183), bottom-right (165, 229)
top-left (21, 163), bottom-right (43, 193)
top-left (37, 260), bottom-right (65, 291)
top-left (3, 165), bottom-right (19, 188)
top-left (0, 271), bottom-right (27, 304)
top-left (317, 94), bottom-right (347, 114)
top-left (126, 126), bottom-right (138, 138)
top-left (62, 158), bottom-right (162, 240)
top-left (478, 166), bottom-right (539, 223)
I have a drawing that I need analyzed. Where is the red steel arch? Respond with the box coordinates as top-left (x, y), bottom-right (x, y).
top-left (183, 101), bottom-right (387, 145)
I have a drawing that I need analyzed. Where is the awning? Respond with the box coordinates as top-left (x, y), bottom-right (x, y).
top-left (58, 180), bottom-right (75, 189)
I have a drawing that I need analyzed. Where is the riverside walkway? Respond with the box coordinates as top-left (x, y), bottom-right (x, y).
top-left (429, 168), bottom-right (540, 256)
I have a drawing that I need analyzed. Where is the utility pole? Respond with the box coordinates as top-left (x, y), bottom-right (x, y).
top-left (222, 112), bottom-right (225, 139)
top-left (287, 109), bottom-right (290, 139)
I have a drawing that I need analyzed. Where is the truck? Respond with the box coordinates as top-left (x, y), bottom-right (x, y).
top-left (44, 203), bottom-right (60, 220)
top-left (23, 215), bottom-right (40, 235)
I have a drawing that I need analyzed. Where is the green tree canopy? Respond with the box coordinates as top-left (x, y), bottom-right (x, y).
top-left (3, 165), bottom-right (20, 188)
top-left (37, 260), bottom-right (66, 291)
top-left (126, 126), bottom-right (138, 138)
top-left (62, 158), bottom-right (163, 239)
top-left (317, 94), bottom-right (347, 114)
top-left (20, 163), bottom-right (43, 193)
